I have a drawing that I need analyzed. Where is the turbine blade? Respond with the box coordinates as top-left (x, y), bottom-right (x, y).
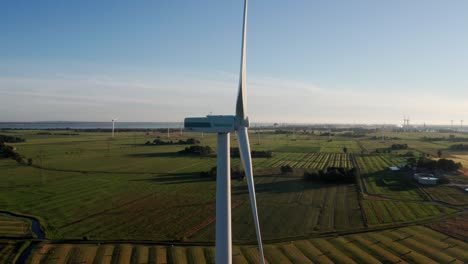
top-left (237, 126), bottom-right (265, 264)
top-left (236, 0), bottom-right (248, 120)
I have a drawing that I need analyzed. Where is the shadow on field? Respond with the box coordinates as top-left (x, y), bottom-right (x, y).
top-left (371, 171), bottom-right (419, 192)
top-left (127, 152), bottom-right (180, 158)
top-left (232, 175), bottom-right (333, 195)
top-left (132, 172), bottom-right (214, 185)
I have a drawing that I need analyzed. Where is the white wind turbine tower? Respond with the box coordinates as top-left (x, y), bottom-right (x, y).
top-left (111, 118), bottom-right (118, 138)
top-left (184, 0), bottom-right (264, 263)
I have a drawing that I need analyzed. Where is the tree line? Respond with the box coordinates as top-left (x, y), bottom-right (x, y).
top-left (230, 148), bottom-right (273, 158)
top-left (145, 138), bottom-right (200, 145)
top-left (407, 156), bottom-right (462, 171)
top-left (179, 145), bottom-right (213, 156)
top-left (303, 167), bottom-right (358, 184)
top-left (0, 134), bottom-right (25, 143)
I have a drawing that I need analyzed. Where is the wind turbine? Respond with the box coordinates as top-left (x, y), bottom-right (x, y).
top-left (111, 118), bottom-right (118, 138)
top-left (184, 1), bottom-right (264, 263)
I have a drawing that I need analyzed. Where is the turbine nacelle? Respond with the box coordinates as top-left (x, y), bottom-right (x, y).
top-left (184, 115), bottom-right (250, 133)
top-left (184, 115), bottom-right (236, 133)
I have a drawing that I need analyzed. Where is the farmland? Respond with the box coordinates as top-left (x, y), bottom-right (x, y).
top-left (0, 129), bottom-right (468, 262)
top-left (0, 214), bottom-right (32, 238)
top-left (0, 241), bottom-right (29, 263)
top-left (22, 225), bottom-right (468, 263)
top-left (427, 213), bottom-right (468, 241)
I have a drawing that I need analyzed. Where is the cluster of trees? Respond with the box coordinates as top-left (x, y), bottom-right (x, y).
top-left (145, 138), bottom-right (200, 146)
top-left (399, 151), bottom-right (415, 157)
top-left (200, 166), bottom-right (245, 179)
top-left (36, 132), bottom-right (79, 136)
top-left (422, 135), bottom-right (468, 142)
top-left (342, 132), bottom-right (366, 138)
top-left (407, 157), bottom-right (462, 171)
top-left (0, 142), bottom-right (23, 163)
top-left (178, 145), bottom-right (213, 156)
top-left (449, 144), bottom-right (468, 151)
top-left (391, 144), bottom-right (408, 150)
top-left (376, 149), bottom-right (392, 154)
top-left (369, 136), bottom-right (400, 140)
top-left (377, 146), bottom-right (410, 154)
top-left (230, 148), bottom-right (273, 158)
top-left (304, 167), bottom-right (357, 183)
top-left (280, 165), bottom-right (293, 173)
top-left (0, 134), bottom-right (25, 143)
top-left (318, 132), bottom-right (335, 137)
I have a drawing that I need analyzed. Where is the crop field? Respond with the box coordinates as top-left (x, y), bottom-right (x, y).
top-left (319, 140), bottom-right (361, 153)
top-left (356, 139), bottom-right (388, 153)
top-left (427, 213), bottom-right (468, 241)
top-left (361, 199), bottom-right (458, 226)
top-left (0, 214), bottom-right (32, 238)
top-left (355, 154), bottom-right (405, 174)
top-left (450, 154), bottom-right (468, 173)
top-left (192, 173), bottom-right (364, 241)
top-left (23, 225), bottom-right (468, 263)
top-left (421, 185), bottom-right (468, 206)
top-left (254, 152), bottom-right (353, 170)
top-left (0, 240), bottom-right (28, 263)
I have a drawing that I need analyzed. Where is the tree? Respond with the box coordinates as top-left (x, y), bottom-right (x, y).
top-left (343, 147), bottom-right (348, 154)
top-left (280, 165), bottom-right (293, 174)
top-left (437, 149), bottom-right (442, 158)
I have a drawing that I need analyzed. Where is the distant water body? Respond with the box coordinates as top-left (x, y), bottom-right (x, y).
top-left (0, 122), bottom-right (183, 130)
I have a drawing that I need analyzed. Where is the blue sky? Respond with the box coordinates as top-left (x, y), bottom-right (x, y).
top-left (1, 0), bottom-right (468, 124)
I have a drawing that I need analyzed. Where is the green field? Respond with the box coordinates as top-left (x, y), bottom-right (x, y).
top-left (1, 129), bottom-right (468, 263)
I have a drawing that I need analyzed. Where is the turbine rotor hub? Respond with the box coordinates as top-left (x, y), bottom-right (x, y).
top-left (236, 116), bottom-right (250, 129)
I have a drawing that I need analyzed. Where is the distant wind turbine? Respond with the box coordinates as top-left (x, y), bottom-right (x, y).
top-left (184, 1), bottom-right (264, 263)
top-left (111, 118), bottom-right (118, 138)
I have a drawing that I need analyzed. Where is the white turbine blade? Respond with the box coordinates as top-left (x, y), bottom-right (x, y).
top-left (236, 0), bottom-right (248, 120)
top-left (237, 126), bottom-right (265, 264)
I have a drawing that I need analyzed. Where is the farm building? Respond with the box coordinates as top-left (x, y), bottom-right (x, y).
top-left (413, 173), bottom-right (439, 185)
top-left (413, 173), bottom-right (434, 181)
top-left (418, 177), bottom-right (438, 185)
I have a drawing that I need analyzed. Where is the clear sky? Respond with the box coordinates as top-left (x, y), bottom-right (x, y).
top-left (1, 0), bottom-right (467, 124)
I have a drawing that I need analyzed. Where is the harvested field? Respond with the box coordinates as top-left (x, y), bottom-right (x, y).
top-left (10, 207), bottom-right (468, 263)
top-left (426, 213), bottom-right (468, 241)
